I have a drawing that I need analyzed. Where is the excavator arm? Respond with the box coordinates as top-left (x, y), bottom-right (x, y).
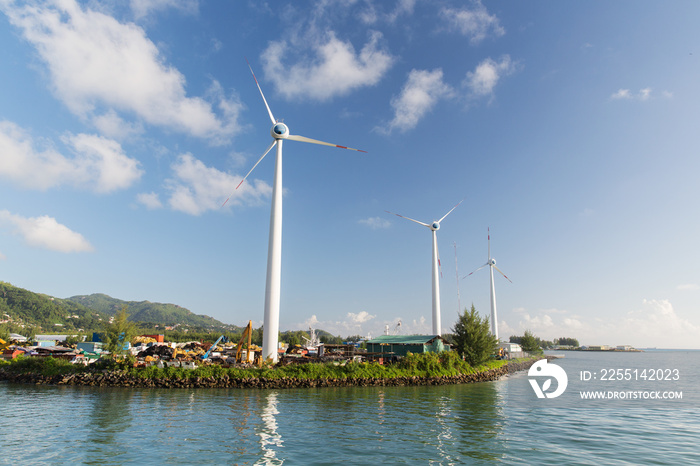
top-left (236, 321), bottom-right (253, 363)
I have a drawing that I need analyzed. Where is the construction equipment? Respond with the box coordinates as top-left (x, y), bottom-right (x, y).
top-left (0, 338), bottom-right (9, 352)
top-left (201, 335), bottom-right (228, 360)
top-left (236, 321), bottom-right (254, 363)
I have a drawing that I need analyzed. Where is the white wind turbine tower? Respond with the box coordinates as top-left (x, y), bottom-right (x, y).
top-left (464, 228), bottom-right (511, 341)
top-left (228, 60), bottom-right (365, 362)
top-left (386, 200), bottom-right (463, 335)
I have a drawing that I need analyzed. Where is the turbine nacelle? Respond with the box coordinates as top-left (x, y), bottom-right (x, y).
top-left (271, 123), bottom-right (289, 139)
top-left (488, 258), bottom-right (496, 266)
top-left (431, 222), bottom-right (440, 231)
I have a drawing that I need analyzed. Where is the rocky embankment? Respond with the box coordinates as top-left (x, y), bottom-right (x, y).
top-left (0, 357), bottom-right (543, 389)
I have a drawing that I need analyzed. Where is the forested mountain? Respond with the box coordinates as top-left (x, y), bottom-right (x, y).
top-left (0, 281), bottom-right (108, 333)
top-left (0, 282), bottom-right (236, 335)
top-left (66, 293), bottom-right (231, 329)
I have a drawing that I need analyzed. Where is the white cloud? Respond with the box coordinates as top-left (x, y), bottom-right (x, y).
top-left (358, 216), bottom-right (391, 230)
top-left (165, 154), bottom-right (271, 216)
top-left (292, 314), bottom-right (421, 340)
top-left (464, 55), bottom-right (515, 97)
top-left (347, 311), bottom-right (376, 324)
top-left (619, 299), bottom-right (700, 348)
top-left (64, 133), bottom-right (144, 193)
top-left (383, 69), bottom-right (453, 133)
top-left (1, 0), bottom-right (241, 143)
top-left (611, 88), bottom-right (666, 101)
top-left (261, 31), bottom-right (393, 101)
top-left (0, 121), bottom-right (143, 192)
top-left (411, 316), bottom-right (431, 334)
top-left (304, 315), bottom-right (320, 328)
top-left (677, 283), bottom-right (699, 291)
top-left (136, 192), bottom-right (163, 210)
top-left (440, 2), bottom-right (505, 44)
top-left (505, 300), bottom-right (700, 349)
top-left (611, 89), bottom-right (632, 100)
top-left (384, 0), bottom-right (417, 24)
top-left (92, 110), bottom-right (144, 140)
top-left (0, 210), bottom-right (94, 253)
top-left (520, 313), bottom-right (555, 329)
top-left (130, 0), bottom-right (199, 20)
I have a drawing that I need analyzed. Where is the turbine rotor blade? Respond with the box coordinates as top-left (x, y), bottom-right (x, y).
top-left (493, 265), bottom-right (512, 283)
top-left (222, 140), bottom-right (276, 206)
top-left (438, 198), bottom-right (465, 223)
top-left (246, 58), bottom-right (276, 125)
top-left (463, 263), bottom-right (489, 279)
top-left (287, 134), bottom-right (367, 153)
top-left (385, 210), bottom-right (430, 227)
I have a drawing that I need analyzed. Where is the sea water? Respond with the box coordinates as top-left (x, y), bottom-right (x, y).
top-left (1, 350), bottom-right (699, 465)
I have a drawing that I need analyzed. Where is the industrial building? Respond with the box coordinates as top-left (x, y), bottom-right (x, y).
top-left (365, 335), bottom-right (450, 358)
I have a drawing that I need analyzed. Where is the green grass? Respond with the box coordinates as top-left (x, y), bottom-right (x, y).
top-left (1, 353), bottom-right (536, 382)
top-left (2, 356), bottom-right (86, 376)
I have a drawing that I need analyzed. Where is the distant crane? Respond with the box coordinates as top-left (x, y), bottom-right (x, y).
top-left (384, 320), bottom-right (402, 335)
top-left (302, 328), bottom-right (320, 349)
top-left (201, 335), bottom-right (228, 360)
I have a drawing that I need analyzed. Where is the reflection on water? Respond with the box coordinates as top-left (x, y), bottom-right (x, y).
top-left (84, 388), bottom-right (135, 465)
top-left (2, 352), bottom-right (699, 465)
top-left (256, 391), bottom-right (284, 465)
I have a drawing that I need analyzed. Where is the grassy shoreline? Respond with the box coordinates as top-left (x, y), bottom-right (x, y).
top-left (0, 353), bottom-right (543, 389)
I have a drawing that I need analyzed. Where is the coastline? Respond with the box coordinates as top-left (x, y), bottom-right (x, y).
top-left (0, 357), bottom-right (545, 389)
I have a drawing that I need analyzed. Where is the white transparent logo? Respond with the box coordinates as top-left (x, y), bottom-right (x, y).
top-left (528, 359), bottom-right (568, 398)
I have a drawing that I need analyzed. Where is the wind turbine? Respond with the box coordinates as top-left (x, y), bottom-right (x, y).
top-left (230, 60), bottom-right (366, 362)
top-left (464, 228), bottom-right (511, 341)
top-left (386, 200), bottom-right (463, 335)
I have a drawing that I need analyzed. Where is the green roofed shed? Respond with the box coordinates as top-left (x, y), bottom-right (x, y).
top-left (365, 335), bottom-right (449, 357)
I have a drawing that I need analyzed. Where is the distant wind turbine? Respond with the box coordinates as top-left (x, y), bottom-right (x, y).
top-left (464, 228), bottom-right (511, 341)
top-left (229, 60), bottom-right (366, 362)
top-left (386, 200), bottom-right (464, 335)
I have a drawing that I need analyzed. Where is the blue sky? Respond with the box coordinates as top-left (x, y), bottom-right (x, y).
top-left (1, 0), bottom-right (699, 348)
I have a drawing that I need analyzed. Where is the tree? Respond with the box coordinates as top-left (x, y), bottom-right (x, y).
top-left (555, 337), bottom-right (579, 347)
top-left (520, 330), bottom-right (542, 353)
top-left (287, 334), bottom-right (300, 347)
top-left (451, 305), bottom-right (499, 366)
top-left (102, 306), bottom-right (137, 355)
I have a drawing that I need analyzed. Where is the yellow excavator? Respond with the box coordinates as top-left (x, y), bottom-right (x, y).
top-left (236, 321), bottom-right (262, 365)
top-left (236, 321), bottom-right (253, 363)
top-left (0, 338), bottom-right (10, 352)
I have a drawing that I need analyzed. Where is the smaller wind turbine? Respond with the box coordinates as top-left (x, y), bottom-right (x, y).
top-left (464, 228), bottom-right (511, 341)
top-left (386, 199), bottom-right (464, 335)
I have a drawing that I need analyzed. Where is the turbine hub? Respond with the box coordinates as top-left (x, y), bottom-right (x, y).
top-left (489, 258), bottom-right (496, 266)
top-left (431, 222), bottom-right (440, 231)
top-left (271, 123), bottom-right (289, 139)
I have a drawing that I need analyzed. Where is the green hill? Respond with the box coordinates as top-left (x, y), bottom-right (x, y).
top-left (0, 282), bottom-right (237, 335)
top-left (66, 293), bottom-right (231, 330)
top-left (0, 281), bottom-right (108, 333)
